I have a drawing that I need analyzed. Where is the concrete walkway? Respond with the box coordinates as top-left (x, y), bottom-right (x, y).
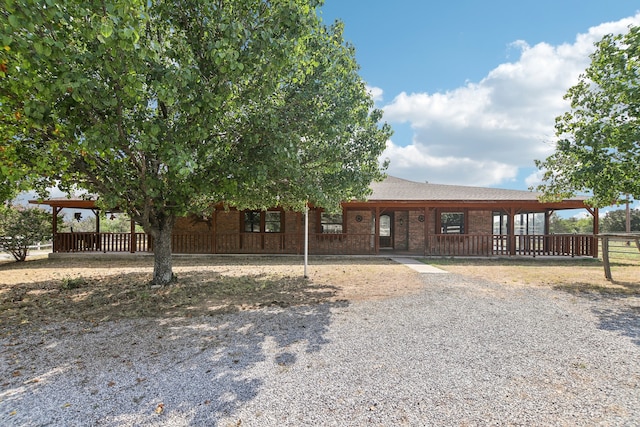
top-left (391, 257), bottom-right (449, 273)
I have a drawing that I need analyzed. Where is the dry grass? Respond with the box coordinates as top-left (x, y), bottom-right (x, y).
top-left (2, 254), bottom-right (639, 331)
top-left (428, 257), bottom-right (640, 296)
top-left (0, 255), bottom-right (424, 329)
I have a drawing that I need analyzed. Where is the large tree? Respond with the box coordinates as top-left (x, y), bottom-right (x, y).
top-left (535, 25), bottom-right (640, 207)
top-left (1, 0), bottom-right (391, 285)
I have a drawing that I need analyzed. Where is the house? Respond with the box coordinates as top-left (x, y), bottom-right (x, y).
top-left (32, 175), bottom-right (598, 257)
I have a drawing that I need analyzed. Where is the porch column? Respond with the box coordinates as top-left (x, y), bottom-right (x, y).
top-left (590, 207), bottom-right (599, 258)
top-left (423, 205), bottom-right (429, 256)
top-left (53, 207), bottom-right (62, 252)
top-left (374, 207), bottom-right (380, 255)
top-left (93, 209), bottom-right (100, 233)
top-left (544, 210), bottom-right (552, 254)
top-left (508, 207), bottom-right (516, 256)
top-left (130, 218), bottom-right (136, 253)
top-left (93, 209), bottom-right (101, 251)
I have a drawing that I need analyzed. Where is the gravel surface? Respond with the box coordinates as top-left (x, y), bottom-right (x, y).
top-left (1, 271), bottom-right (639, 426)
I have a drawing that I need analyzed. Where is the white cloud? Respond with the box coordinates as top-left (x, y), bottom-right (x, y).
top-left (524, 169), bottom-right (545, 189)
top-left (366, 85), bottom-right (384, 103)
top-left (382, 140), bottom-right (517, 186)
top-left (381, 13), bottom-right (640, 187)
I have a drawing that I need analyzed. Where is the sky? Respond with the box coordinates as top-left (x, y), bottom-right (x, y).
top-left (319, 1), bottom-right (640, 197)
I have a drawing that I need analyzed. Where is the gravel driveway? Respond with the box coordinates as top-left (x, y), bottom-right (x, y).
top-left (1, 271), bottom-right (639, 426)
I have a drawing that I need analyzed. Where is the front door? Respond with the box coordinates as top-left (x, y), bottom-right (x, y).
top-left (379, 213), bottom-right (393, 249)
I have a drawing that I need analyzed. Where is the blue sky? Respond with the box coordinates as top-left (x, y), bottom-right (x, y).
top-left (319, 1), bottom-right (640, 196)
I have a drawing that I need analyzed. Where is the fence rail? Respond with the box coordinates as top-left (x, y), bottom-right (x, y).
top-left (0, 237), bottom-right (52, 252)
top-left (599, 233), bottom-right (640, 280)
top-left (49, 232), bottom-right (596, 257)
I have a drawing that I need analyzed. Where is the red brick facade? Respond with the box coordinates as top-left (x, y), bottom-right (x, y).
top-left (170, 206), bottom-right (495, 255)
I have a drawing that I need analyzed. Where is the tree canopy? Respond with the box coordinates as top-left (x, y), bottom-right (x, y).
top-left (535, 25), bottom-right (640, 207)
top-left (600, 208), bottom-right (640, 232)
top-left (1, 0), bottom-right (391, 285)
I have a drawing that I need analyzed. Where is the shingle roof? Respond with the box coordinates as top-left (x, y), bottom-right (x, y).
top-left (368, 175), bottom-right (585, 202)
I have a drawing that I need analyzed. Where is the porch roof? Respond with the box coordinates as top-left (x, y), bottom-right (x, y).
top-left (340, 175), bottom-right (592, 212)
top-left (367, 176), bottom-right (585, 202)
top-left (28, 197), bottom-right (99, 209)
top-left (29, 176), bottom-right (591, 211)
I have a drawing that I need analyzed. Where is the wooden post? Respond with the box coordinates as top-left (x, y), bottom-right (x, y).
top-left (593, 207), bottom-right (599, 258)
top-left (423, 206), bottom-right (429, 256)
top-left (601, 235), bottom-right (611, 280)
top-left (508, 208), bottom-right (516, 256)
top-left (374, 207), bottom-right (380, 255)
top-left (93, 209), bottom-right (101, 251)
top-left (53, 207), bottom-right (61, 252)
top-left (130, 218), bottom-right (136, 253)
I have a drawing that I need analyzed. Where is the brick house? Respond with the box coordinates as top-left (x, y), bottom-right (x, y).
top-left (34, 175), bottom-right (598, 257)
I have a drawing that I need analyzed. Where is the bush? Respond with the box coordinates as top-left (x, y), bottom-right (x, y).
top-left (0, 205), bottom-right (51, 261)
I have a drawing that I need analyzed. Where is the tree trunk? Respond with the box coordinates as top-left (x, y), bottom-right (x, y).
top-left (151, 216), bottom-right (176, 286)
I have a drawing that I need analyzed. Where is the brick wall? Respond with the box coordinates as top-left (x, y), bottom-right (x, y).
top-left (347, 210), bottom-right (373, 235)
top-left (168, 207), bottom-right (494, 255)
top-left (394, 211), bottom-right (409, 251)
top-left (468, 210), bottom-right (492, 234)
top-left (216, 210), bottom-right (240, 233)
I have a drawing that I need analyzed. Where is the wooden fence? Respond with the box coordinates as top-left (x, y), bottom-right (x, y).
top-left (51, 232), bottom-right (596, 257)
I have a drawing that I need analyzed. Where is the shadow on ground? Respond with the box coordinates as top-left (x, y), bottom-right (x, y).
top-left (0, 298), bottom-right (348, 425)
top-left (0, 269), bottom-right (342, 329)
top-left (554, 281), bottom-right (640, 347)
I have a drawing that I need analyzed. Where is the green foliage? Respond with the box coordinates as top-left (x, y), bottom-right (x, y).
top-left (548, 212), bottom-right (593, 234)
top-left (1, 0), bottom-right (390, 284)
top-left (0, 205), bottom-right (51, 261)
top-left (535, 25), bottom-right (640, 207)
top-left (60, 276), bottom-right (87, 290)
top-left (600, 208), bottom-right (640, 232)
top-left (61, 212), bottom-right (141, 233)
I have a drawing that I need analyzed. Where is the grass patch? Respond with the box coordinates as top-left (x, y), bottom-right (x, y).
top-left (427, 257), bottom-right (640, 296)
top-left (0, 256), bottom-right (422, 330)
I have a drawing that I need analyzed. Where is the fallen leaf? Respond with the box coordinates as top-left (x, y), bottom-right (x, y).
top-left (107, 381), bottom-right (116, 387)
top-left (155, 403), bottom-right (164, 414)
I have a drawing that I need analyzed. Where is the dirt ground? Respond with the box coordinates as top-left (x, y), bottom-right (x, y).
top-left (0, 255), bottom-right (425, 330)
top-left (1, 254), bottom-right (638, 331)
top-left (428, 257), bottom-right (640, 296)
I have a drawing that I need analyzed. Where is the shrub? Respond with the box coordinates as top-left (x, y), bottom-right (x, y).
top-left (0, 205), bottom-right (51, 262)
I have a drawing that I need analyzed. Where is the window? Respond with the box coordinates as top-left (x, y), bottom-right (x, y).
top-left (321, 212), bottom-right (343, 234)
top-left (244, 211), bottom-right (261, 233)
top-left (243, 210), bottom-right (282, 233)
top-left (264, 211), bottom-right (281, 233)
top-left (440, 212), bottom-right (464, 234)
top-left (379, 214), bottom-right (391, 237)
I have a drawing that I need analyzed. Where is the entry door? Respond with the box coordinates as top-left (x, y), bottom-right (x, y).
top-left (379, 213), bottom-right (393, 248)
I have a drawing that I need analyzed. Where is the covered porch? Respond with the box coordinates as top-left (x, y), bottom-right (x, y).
top-left (33, 204), bottom-right (598, 258)
top-left (31, 176), bottom-right (598, 258)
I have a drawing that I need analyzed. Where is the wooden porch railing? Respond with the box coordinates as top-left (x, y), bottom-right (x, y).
top-left (54, 232), bottom-right (149, 253)
top-left (52, 232), bottom-right (596, 257)
top-left (427, 234), bottom-right (596, 257)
